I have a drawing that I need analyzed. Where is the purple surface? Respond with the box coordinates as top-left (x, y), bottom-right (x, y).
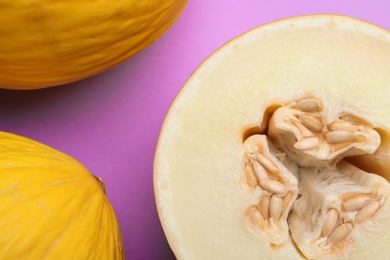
top-left (1, 1), bottom-right (389, 259)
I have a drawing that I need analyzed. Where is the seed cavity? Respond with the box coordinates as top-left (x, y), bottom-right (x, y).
top-left (241, 97), bottom-right (387, 259)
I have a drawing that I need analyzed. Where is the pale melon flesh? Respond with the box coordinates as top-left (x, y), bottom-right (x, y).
top-left (154, 15), bottom-right (390, 259)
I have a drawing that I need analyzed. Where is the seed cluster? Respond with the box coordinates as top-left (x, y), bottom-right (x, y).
top-left (292, 99), bottom-right (323, 151)
top-left (320, 195), bottom-right (381, 248)
top-left (243, 135), bottom-right (294, 231)
top-left (268, 98), bottom-right (381, 164)
top-left (240, 97), bottom-right (386, 258)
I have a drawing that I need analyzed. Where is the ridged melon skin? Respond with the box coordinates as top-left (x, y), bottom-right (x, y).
top-left (0, 131), bottom-right (123, 259)
top-left (0, 0), bottom-right (187, 89)
top-left (154, 15), bottom-right (390, 259)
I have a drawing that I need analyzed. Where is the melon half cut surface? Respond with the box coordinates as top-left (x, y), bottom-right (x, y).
top-left (154, 15), bottom-right (390, 260)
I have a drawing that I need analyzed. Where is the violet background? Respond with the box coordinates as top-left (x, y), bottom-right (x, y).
top-left (1, 1), bottom-right (389, 259)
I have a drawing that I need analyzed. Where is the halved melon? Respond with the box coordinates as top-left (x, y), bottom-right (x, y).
top-left (154, 15), bottom-right (390, 259)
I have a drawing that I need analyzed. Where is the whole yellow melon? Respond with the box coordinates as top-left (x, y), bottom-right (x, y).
top-left (0, 0), bottom-right (187, 90)
top-left (0, 131), bottom-right (123, 259)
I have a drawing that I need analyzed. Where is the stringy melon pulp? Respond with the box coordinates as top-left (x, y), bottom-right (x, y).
top-left (154, 15), bottom-right (390, 259)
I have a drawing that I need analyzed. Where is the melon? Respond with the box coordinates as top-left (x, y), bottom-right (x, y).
top-left (0, 131), bottom-right (123, 259)
top-left (0, 0), bottom-right (187, 89)
top-left (154, 15), bottom-right (390, 259)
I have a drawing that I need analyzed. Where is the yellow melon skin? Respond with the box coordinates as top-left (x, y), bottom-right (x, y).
top-left (0, 132), bottom-right (123, 259)
top-left (0, 0), bottom-right (187, 90)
